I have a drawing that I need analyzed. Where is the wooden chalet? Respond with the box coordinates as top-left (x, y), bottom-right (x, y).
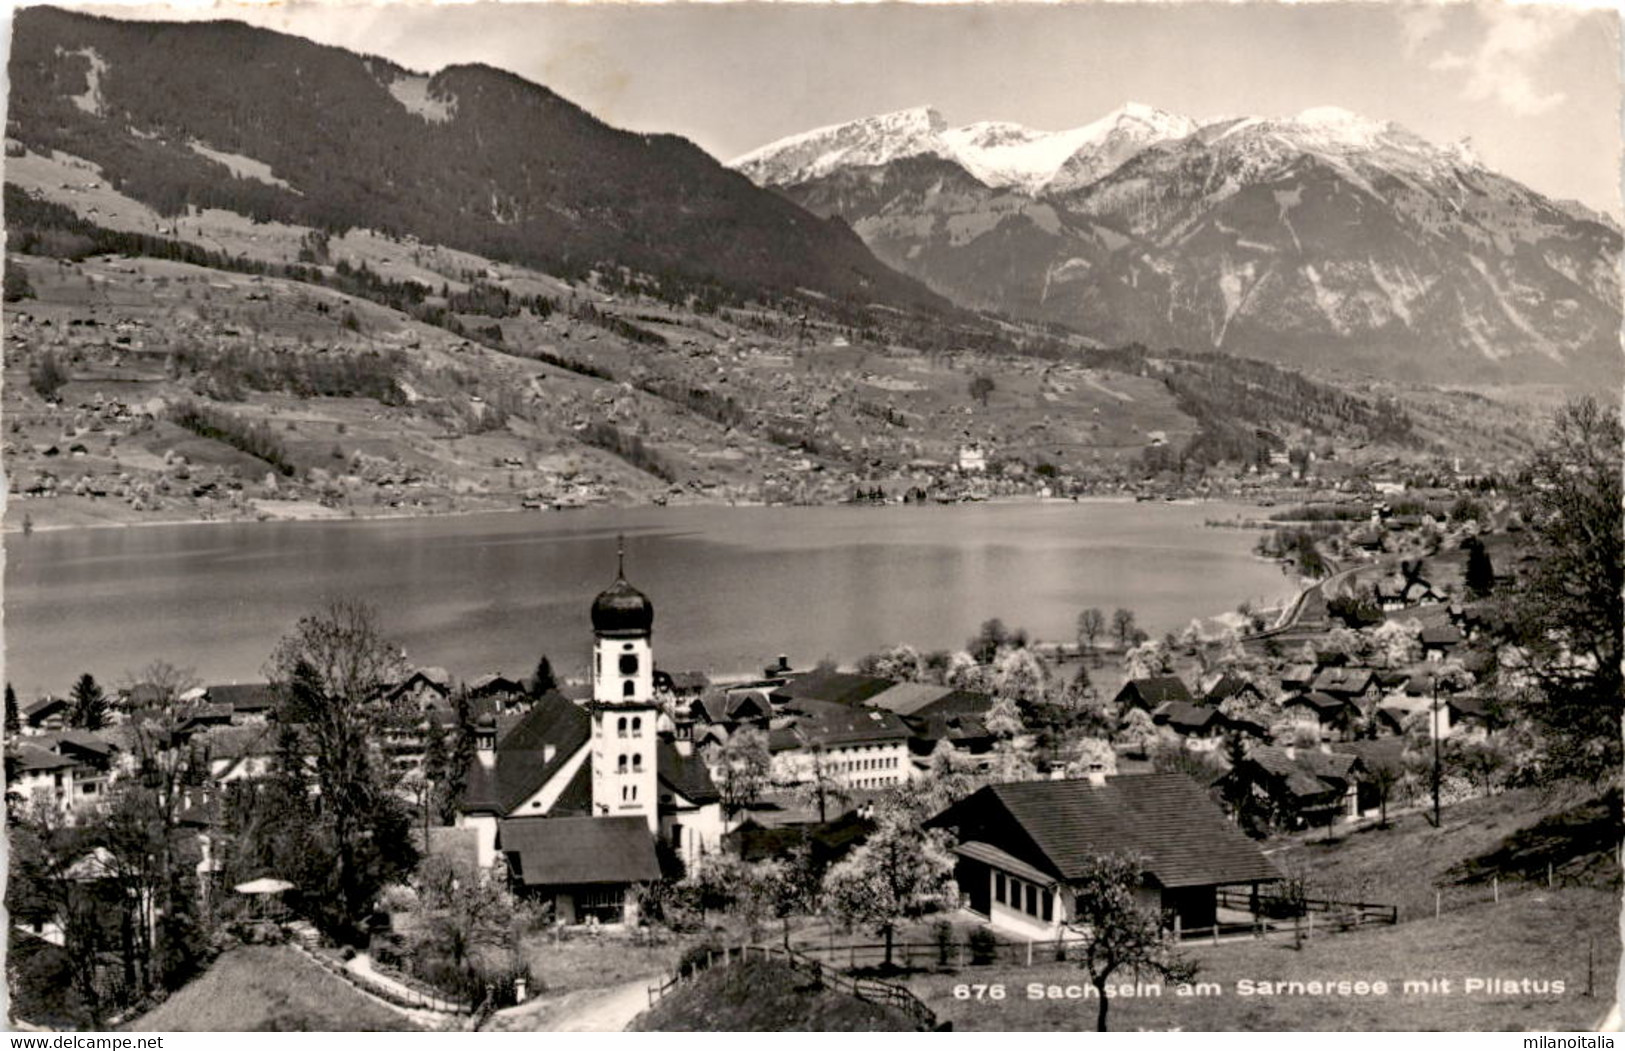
top-left (1112, 675), bottom-right (1193, 712)
top-left (1219, 745), bottom-right (1366, 829)
top-left (928, 774), bottom-right (1282, 940)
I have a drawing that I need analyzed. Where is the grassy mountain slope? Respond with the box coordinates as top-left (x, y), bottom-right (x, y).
top-left (8, 6), bottom-right (944, 316)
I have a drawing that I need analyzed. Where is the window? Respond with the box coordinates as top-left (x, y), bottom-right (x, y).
top-left (623, 681), bottom-right (635, 698)
top-left (1025, 884), bottom-right (1038, 916)
top-left (632, 716), bottom-right (642, 733)
top-left (632, 753), bottom-right (643, 773)
top-left (620, 654), bottom-right (639, 676)
top-left (995, 873), bottom-right (1007, 904)
top-left (1042, 890), bottom-right (1054, 922)
top-left (617, 717), bottom-right (628, 737)
top-left (577, 886), bottom-right (625, 925)
top-left (617, 755), bottom-right (628, 774)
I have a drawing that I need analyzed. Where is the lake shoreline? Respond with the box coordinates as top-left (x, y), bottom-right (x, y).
top-left (3, 492), bottom-right (1221, 537)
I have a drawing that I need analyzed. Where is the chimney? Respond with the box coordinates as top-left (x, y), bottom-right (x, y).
top-left (777, 654), bottom-right (790, 673)
top-left (1086, 768), bottom-right (1107, 787)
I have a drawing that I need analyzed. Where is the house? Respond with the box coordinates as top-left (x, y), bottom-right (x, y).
top-left (1111, 676), bottom-right (1193, 712)
top-left (1310, 667), bottom-right (1383, 710)
top-left (1331, 737), bottom-right (1408, 817)
top-left (21, 696), bottom-right (71, 734)
top-left (1420, 624), bottom-right (1465, 662)
top-left (1220, 745), bottom-right (1365, 829)
top-left (1150, 701), bottom-right (1226, 749)
top-left (386, 667), bottom-right (452, 710)
top-left (927, 774), bottom-right (1282, 939)
top-left (1203, 673), bottom-right (1263, 708)
top-left (1282, 691), bottom-right (1361, 741)
top-left (1279, 664), bottom-right (1316, 693)
top-left (5, 731), bottom-right (117, 816)
top-left (456, 554), bottom-right (725, 922)
top-left (655, 670), bottom-right (710, 701)
top-left (498, 816), bottom-right (661, 925)
top-left (767, 699), bottom-right (913, 791)
top-left (198, 725), bottom-right (281, 783)
top-left (202, 683), bottom-right (278, 723)
top-left (468, 673), bottom-right (528, 709)
top-left (724, 810), bottom-right (874, 865)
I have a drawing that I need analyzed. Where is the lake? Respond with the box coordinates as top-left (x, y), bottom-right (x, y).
top-left (2, 500), bottom-right (1296, 696)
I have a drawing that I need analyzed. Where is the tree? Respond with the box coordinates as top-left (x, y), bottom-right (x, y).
top-left (1111, 608), bottom-right (1138, 651)
top-left (5, 263), bottom-right (36, 302)
top-left (1501, 398), bottom-right (1623, 790)
top-left (531, 655), bottom-right (557, 697)
top-left (69, 674), bottom-right (109, 732)
top-left (1464, 536), bottom-right (1495, 598)
top-left (6, 683), bottom-right (20, 737)
top-left (1076, 608), bottom-right (1106, 659)
top-left (993, 646), bottom-right (1049, 705)
top-left (1065, 852), bottom-right (1197, 1031)
top-left (788, 745), bottom-right (851, 824)
top-left (709, 725), bottom-right (771, 818)
top-left (968, 375), bottom-right (995, 407)
top-left (1123, 639), bottom-right (1174, 680)
top-left (821, 811), bottom-right (957, 970)
top-left (967, 618), bottom-right (1011, 664)
top-left (265, 599), bottom-right (419, 941)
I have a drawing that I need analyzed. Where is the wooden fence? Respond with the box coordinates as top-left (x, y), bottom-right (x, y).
top-left (646, 943), bottom-right (940, 1031)
top-left (1214, 888), bottom-right (1399, 926)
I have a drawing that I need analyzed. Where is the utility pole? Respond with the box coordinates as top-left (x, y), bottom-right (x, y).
top-left (1431, 678), bottom-right (1442, 828)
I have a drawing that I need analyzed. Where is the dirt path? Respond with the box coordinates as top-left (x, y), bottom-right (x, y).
top-left (483, 978), bottom-right (652, 1032)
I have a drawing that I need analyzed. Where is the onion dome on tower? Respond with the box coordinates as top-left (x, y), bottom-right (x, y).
top-left (590, 537), bottom-right (653, 639)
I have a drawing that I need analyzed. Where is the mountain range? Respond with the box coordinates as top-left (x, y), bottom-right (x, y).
top-left (736, 104), bottom-right (1622, 386)
top-left (6, 6), bottom-right (946, 319)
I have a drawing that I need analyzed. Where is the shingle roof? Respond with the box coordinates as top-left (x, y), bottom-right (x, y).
top-left (657, 741), bottom-right (719, 805)
top-left (1153, 700), bottom-right (1221, 734)
top-left (1420, 624), bottom-right (1464, 647)
top-left (790, 700), bottom-right (910, 747)
top-left (459, 693), bottom-right (591, 815)
top-left (6, 744), bottom-right (77, 773)
top-left (21, 696), bottom-right (69, 719)
top-left (204, 683), bottom-right (277, 712)
top-left (1331, 737), bottom-right (1407, 776)
top-left (935, 774), bottom-right (1281, 889)
top-left (1249, 745), bottom-right (1361, 788)
top-left (772, 671), bottom-right (895, 707)
top-left (1311, 667), bottom-right (1376, 696)
top-left (499, 816), bottom-right (660, 886)
top-left (864, 682), bottom-right (957, 716)
top-left (1203, 673), bottom-right (1258, 704)
top-left (1116, 676), bottom-right (1193, 708)
top-left (1284, 691), bottom-right (1355, 717)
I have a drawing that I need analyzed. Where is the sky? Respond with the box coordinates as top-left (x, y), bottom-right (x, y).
top-left (47, 0), bottom-right (1625, 216)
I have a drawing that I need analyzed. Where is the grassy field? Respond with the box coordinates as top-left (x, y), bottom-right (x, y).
top-left (908, 884), bottom-right (1617, 1031)
top-left (1276, 787), bottom-right (1616, 922)
top-left (519, 929), bottom-right (685, 997)
top-left (629, 957), bottom-right (917, 1032)
top-left (124, 946), bottom-right (420, 1032)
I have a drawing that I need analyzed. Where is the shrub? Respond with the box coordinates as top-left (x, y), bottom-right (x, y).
top-left (967, 927), bottom-right (998, 966)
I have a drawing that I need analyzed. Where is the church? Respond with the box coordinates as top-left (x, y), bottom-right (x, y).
top-left (455, 547), bottom-right (725, 925)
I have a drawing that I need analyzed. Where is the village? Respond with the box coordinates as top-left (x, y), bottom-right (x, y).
top-left (8, 433), bottom-right (1616, 1033)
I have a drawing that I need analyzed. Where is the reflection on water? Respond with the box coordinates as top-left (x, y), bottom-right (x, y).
top-left (3, 502), bottom-right (1294, 694)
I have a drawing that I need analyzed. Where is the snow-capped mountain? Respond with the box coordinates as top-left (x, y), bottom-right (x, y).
top-left (734, 102), bottom-right (1196, 196)
top-left (736, 104), bottom-right (1622, 386)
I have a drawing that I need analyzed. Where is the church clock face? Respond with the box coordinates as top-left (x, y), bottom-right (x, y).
top-left (619, 653), bottom-right (639, 676)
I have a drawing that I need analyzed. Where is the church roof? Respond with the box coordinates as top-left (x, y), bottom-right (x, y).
top-left (591, 575), bottom-right (653, 637)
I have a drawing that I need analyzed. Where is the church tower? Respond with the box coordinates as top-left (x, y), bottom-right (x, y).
top-left (588, 538), bottom-right (659, 832)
